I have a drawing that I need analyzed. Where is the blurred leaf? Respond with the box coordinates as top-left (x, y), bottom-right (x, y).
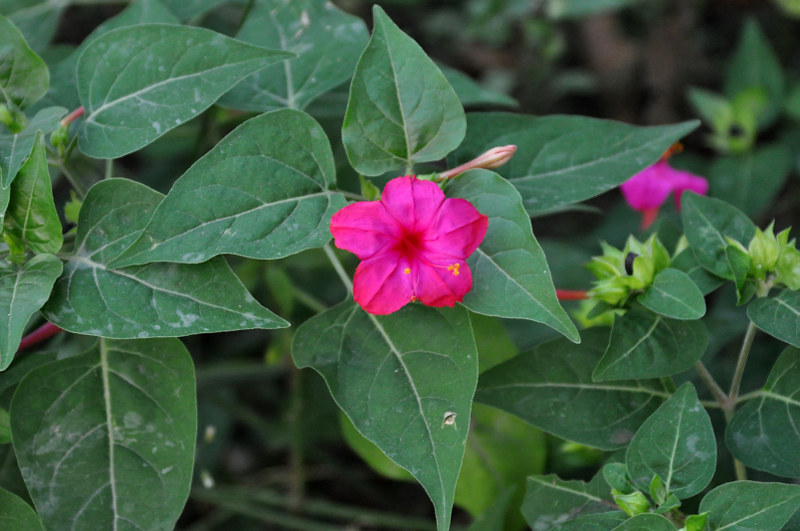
top-left (726, 347), bottom-right (800, 476)
top-left (626, 383), bottom-right (716, 500)
top-left (0, 407), bottom-right (8, 444)
top-left (612, 513), bottom-right (674, 530)
top-left (670, 249), bottom-right (725, 295)
top-left (161, 0), bottom-right (228, 20)
top-left (221, 0), bottom-right (369, 112)
top-left (467, 487), bottom-right (517, 531)
top-left (470, 313), bottom-right (517, 373)
top-left (110, 109), bottom-right (345, 267)
top-left (447, 170), bottom-right (579, 342)
top-left (0, 14), bottom-right (49, 108)
top-left (0, 1), bottom-right (63, 52)
top-left (724, 19), bottom-right (785, 127)
top-left (699, 481), bottom-right (800, 531)
top-left (11, 338), bottom-right (196, 530)
top-left (0, 106), bottom-right (66, 188)
top-left (342, 5), bottom-right (465, 176)
top-left (450, 114), bottom-right (698, 215)
top-left (546, 0), bottom-right (642, 19)
top-left (637, 268), bottom-right (706, 320)
top-left (553, 512), bottom-right (627, 530)
top-left (0, 487), bottom-right (42, 531)
top-left (3, 132), bottom-right (62, 254)
top-left (522, 472), bottom-right (614, 529)
top-left (0, 254), bottom-right (61, 370)
top-left (439, 64), bottom-right (517, 108)
top-left (293, 301), bottom-right (477, 531)
top-left (594, 309), bottom-right (707, 381)
top-left (476, 328), bottom-right (666, 450)
top-left (681, 192), bottom-right (756, 283)
top-left (708, 143), bottom-right (793, 218)
top-left (748, 290), bottom-right (800, 348)
top-left (43, 178), bottom-right (288, 338)
top-left (76, 24), bottom-right (293, 158)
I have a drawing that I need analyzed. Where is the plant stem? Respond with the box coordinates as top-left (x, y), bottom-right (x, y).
top-left (693, 361), bottom-right (728, 410)
top-left (104, 158), bottom-right (113, 180)
top-left (323, 244), bottom-right (353, 293)
top-left (729, 320), bottom-right (757, 407)
top-left (17, 322), bottom-right (62, 351)
top-left (287, 364), bottom-right (305, 513)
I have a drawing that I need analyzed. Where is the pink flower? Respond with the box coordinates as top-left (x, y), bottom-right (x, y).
top-left (621, 160), bottom-right (708, 229)
top-left (330, 176), bottom-right (489, 315)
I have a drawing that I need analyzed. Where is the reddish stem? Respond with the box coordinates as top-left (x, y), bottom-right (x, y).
top-left (556, 289), bottom-right (588, 301)
top-left (60, 106), bottom-right (85, 127)
top-left (18, 322), bottom-right (62, 351)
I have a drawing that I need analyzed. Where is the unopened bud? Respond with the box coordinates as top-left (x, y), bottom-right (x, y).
top-left (439, 145), bottom-right (517, 180)
top-left (612, 488), bottom-right (650, 517)
top-left (0, 104), bottom-right (25, 133)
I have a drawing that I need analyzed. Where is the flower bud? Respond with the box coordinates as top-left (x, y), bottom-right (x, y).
top-left (439, 145), bottom-right (517, 180)
top-left (612, 488), bottom-right (650, 517)
top-left (748, 222), bottom-right (780, 280)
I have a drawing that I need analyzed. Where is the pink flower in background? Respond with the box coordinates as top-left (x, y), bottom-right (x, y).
top-left (330, 176), bottom-right (488, 315)
top-left (621, 159), bottom-right (708, 229)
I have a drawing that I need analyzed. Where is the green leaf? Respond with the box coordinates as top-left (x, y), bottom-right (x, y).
top-left (439, 64), bottom-right (518, 108)
top-left (0, 487), bottom-right (43, 531)
top-left (0, 1), bottom-right (63, 52)
top-left (160, 0), bottom-right (227, 21)
top-left (626, 383), bottom-right (716, 500)
top-left (726, 347), bottom-right (800, 477)
top-left (724, 19), bottom-right (785, 127)
top-left (3, 132), bottom-right (62, 254)
top-left (699, 481), bottom-right (800, 531)
top-left (109, 109), bottom-right (345, 268)
top-left (292, 301), bottom-right (478, 531)
top-left (545, 0), bottom-right (642, 19)
top-left (220, 0), bottom-right (369, 111)
top-left (342, 5), bottom-right (466, 176)
top-left (11, 338), bottom-right (196, 530)
top-left (0, 254), bottom-right (61, 370)
top-left (466, 487), bottom-right (516, 531)
top-left (681, 192), bottom-right (756, 282)
top-left (637, 268), bottom-right (706, 320)
top-left (522, 473), bottom-right (614, 529)
top-left (747, 290), bottom-right (800, 349)
top-left (0, 106), bottom-right (66, 188)
top-left (554, 512), bottom-right (628, 530)
top-left (76, 24), bottom-right (294, 158)
top-left (612, 513), bottom-right (675, 531)
top-left (0, 406), bottom-right (8, 444)
top-left (670, 248), bottom-right (724, 295)
top-left (708, 143), bottom-right (793, 218)
top-left (0, 14), bottom-right (48, 109)
top-left (446, 170), bottom-right (579, 342)
top-left (449, 113), bottom-right (698, 215)
top-left (593, 309), bottom-right (707, 381)
top-left (476, 328), bottom-right (667, 450)
top-left (42, 178), bottom-right (288, 338)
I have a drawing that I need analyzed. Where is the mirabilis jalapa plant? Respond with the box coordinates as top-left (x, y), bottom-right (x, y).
top-left (1, 1), bottom-right (800, 529)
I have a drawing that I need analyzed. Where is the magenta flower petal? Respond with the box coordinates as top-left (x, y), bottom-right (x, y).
top-left (669, 169), bottom-right (709, 210)
top-left (330, 201), bottom-right (401, 260)
top-left (353, 253), bottom-right (414, 315)
top-left (381, 175), bottom-right (445, 232)
top-left (412, 252), bottom-right (474, 307)
top-left (427, 198), bottom-right (489, 257)
top-left (620, 162), bottom-right (675, 211)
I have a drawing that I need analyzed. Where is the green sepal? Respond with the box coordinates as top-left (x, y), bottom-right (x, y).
top-left (612, 488), bottom-right (650, 517)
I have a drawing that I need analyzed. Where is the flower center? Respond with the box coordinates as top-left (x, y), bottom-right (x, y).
top-left (395, 230), bottom-right (425, 259)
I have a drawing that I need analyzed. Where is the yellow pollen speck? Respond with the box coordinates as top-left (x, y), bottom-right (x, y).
top-left (410, 295), bottom-right (418, 302)
top-left (447, 263), bottom-right (461, 276)
top-left (403, 267), bottom-right (411, 274)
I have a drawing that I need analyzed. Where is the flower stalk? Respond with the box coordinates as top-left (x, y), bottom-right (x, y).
top-left (437, 145), bottom-right (516, 181)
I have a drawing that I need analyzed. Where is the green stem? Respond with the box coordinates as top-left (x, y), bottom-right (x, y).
top-left (293, 287), bottom-right (328, 313)
top-left (323, 244), bottom-right (353, 293)
top-left (694, 361), bottom-right (728, 410)
top-left (104, 159), bottom-right (113, 180)
top-left (729, 320), bottom-right (757, 407)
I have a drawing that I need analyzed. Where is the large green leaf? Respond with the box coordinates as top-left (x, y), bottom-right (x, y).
top-left (3, 132), bottom-right (62, 254)
top-left (637, 268), bottom-right (706, 320)
top-left (522, 473), bottom-right (614, 529)
top-left (626, 383), bottom-right (716, 500)
top-left (448, 113), bottom-right (698, 215)
top-left (554, 512), bottom-right (627, 530)
top-left (670, 248), bottom-right (725, 295)
top-left (681, 192), bottom-right (756, 283)
top-left (342, 5), bottom-right (466, 176)
top-left (292, 301), bottom-right (478, 531)
top-left (43, 178), bottom-right (288, 338)
top-left (0, 487), bottom-right (42, 531)
top-left (593, 309), bottom-right (707, 382)
top-left (612, 513), bottom-right (675, 531)
top-left (0, 106), bottom-right (66, 188)
top-left (726, 347), bottom-right (800, 477)
top-left (76, 24), bottom-right (293, 158)
top-left (708, 143), bottom-right (793, 218)
top-left (110, 109), bottom-right (345, 268)
top-left (475, 328), bottom-right (667, 450)
top-left (0, 254), bottom-right (61, 370)
top-left (439, 64), bottom-right (517, 108)
top-left (446, 170), bottom-right (579, 342)
top-left (220, 0), bottom-right (369, 111)
top-left (0, 14), bottom-right (48, 109)
top-left (0, 1), bottom-right (63, 52)
top-left (161, 0), bottom-right (227, 20)
top-left (11, 338), bottom-right (196, 530)
top-left (747, 290), bottom-right (800, 349)
top-left (699, 481), bottom-right (800, 531)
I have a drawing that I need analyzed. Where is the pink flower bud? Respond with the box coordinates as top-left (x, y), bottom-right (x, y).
top-left (439, 145), bottom-right (517, 180)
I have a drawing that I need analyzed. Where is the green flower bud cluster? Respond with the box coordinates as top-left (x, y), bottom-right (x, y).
top-left (747, 222), bottom-right (800, 290)
top-left (586, 234), bottom-right (671, 306)
top-left (0, 104), bottom-right (27, 134)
